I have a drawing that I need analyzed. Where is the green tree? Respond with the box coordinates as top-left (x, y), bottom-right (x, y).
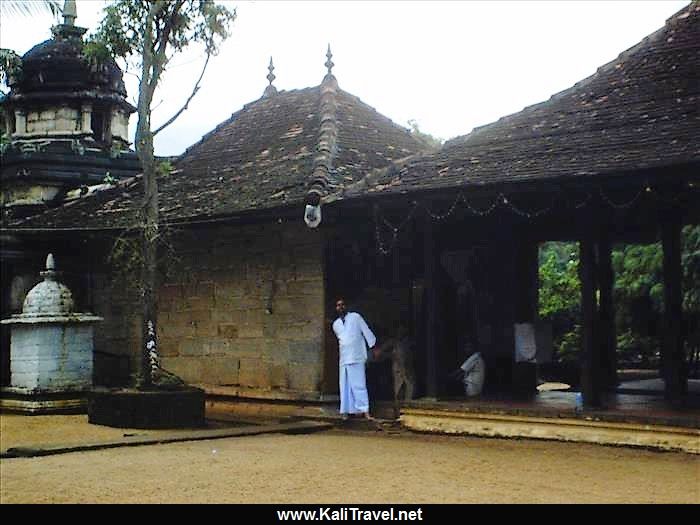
top-left (538, 242), bottom-right (581, 362)
top-left (87, 0), bottom-right (235, 388)
top-left (612, 242), bottom-right (664, 366)
top-left (538, 226), bottom-right (700, 369)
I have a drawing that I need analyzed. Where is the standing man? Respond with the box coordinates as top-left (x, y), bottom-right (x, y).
top-left (332, 297), bottom-right (377, 421)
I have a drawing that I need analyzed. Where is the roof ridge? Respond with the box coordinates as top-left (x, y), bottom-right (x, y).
top-left (306, 50), bottom-right (339, 206)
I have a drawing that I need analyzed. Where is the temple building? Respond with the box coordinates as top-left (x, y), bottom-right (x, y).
top-left (1, 1), bottom-right (698, 422)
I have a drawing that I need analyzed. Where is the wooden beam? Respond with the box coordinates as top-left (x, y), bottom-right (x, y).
top-left (579, 238), bottom-right (603, 407)
top-left (661, 214), bottom-right (687, 401)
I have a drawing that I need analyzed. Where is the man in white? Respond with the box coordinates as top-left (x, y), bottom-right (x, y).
top-left (332, 298), bottom-right (377, 421)
top-left (460, 351), bottom-right (486, 397)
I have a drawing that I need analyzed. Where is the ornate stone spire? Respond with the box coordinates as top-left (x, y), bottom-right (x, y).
top-left (55, 0), bottom-right (86, 41)
top-left (324, 44), bottom-right (335, 79)
top-left (63, 0), bottom-right (77, 26)
top-left (262, 57), bottom-right (278, 98)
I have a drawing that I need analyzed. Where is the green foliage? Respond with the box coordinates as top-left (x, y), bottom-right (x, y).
top-left (538, 225), bottom-right (700, 368)
top-left (0, 49), bottom-right (22, 90)
top-left (681, 225), bottom-right (700, 314)
top-left (84, 0), bottom-right (236, 69)
top-left (557, 324), bottom-right (582, 363)
top-left (103, 172), bottom-right (117, 185)
top-left (157, 160), bottom-right (174, 178)
top-left (538, 243), bottom-right (580, 319)
top-left (538, 242), bottom-right (581, 360)
top-left (613, 242), bottom-right (664, 310)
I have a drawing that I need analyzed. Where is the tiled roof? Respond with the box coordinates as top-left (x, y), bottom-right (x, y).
top-left (342, 1), bottom-right (700, 200)
top-left (8, 85), bottom-right (430, 229)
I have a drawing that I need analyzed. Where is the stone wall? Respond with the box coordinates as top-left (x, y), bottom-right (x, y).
top-left (25, 106), bottom-right (80, 135)
top-left (110, 110), bottom-right (130, 143)
top-left (91, 221), bottom-right (328, 398)
top-left (91, 269), bottom-right (141, 387)
top-left (1, 183), bottom-right (63, 208)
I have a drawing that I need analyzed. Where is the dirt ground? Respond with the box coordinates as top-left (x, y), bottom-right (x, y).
top-left (0, 413), bottom-right (226, 450)
top-left (1, 416), bottom-right (698, 503)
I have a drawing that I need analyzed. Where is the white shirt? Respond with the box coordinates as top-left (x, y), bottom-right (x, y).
top-left (460, 352), bottom-right (485, 396)
top-left (333, 312), bottom-right (377, 366)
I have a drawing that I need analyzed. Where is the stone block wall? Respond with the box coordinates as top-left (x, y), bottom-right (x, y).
top-left (26, 106), bottom-right (80, 135)
top-left (91, 221), bottom-right (328, 398)
top-left (110, 110), bottom-right (130, 143)
top-left (91, 271), bottom-right (142, 387)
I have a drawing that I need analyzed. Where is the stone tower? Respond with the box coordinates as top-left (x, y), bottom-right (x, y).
top-left (0, 0), bottom-right (141, 221)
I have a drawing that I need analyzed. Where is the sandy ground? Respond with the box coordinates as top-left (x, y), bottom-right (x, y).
top-left (1, 416), bottom-right (698, 503)
top-left (0, 414), bottom-right (230, 450)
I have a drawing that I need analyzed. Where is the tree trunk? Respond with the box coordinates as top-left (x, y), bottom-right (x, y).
top-left (134, 7), bottom-right (160, 389)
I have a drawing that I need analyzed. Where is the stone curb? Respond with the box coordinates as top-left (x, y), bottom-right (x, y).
top-left (400, 408), bottom-right (700, 454)
top-left (0, 420), bottom-right (333, 459)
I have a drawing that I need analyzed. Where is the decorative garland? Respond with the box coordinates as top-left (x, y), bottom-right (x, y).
top-left (374, 183), bottom-right (696, 255)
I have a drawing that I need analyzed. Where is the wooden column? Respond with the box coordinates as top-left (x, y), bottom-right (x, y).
top-left (579, 239), bottom-right (603, 407)
top-left (423, 215), bottom-right (438, 398)
top-left (661, 215), bottom-right (686, 401)
top-left (597, 230), bottom-right (617, 391)
top-left (515, 240), bottom-right (539, 323)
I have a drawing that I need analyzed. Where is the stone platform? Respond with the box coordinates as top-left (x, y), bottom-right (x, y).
top-left (0, 387), bottom-right (86, 414)
top-left (87, 387), bottom-right (206, 429)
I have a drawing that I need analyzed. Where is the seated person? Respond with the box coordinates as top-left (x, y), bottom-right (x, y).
top-left (449, 347), bottom-right (486, 397)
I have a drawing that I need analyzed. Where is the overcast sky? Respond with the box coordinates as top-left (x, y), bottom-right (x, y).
top-left (0, 0), bottom-right (690, 156)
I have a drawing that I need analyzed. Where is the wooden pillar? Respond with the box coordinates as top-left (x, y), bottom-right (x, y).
top-left (423, 215), bottom-right (438, 398)
top-left (597, 230), bottom-right (617, 391)
top-left (661, 215), bottom-right (686, 401)
top-left (579, 239), bottom-right (603, 407)
top-left (515, 240), bottom-right (539, 323)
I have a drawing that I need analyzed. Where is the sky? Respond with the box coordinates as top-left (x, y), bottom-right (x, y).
top-left (0, 0), bottom-right (691, 157)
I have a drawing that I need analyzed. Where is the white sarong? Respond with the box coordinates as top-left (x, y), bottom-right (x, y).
top-left (339, 362), bottom-right (369, 414)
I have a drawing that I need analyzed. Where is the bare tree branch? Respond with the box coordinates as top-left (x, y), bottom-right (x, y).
top-left (153, 52), bottom-right (210, 137)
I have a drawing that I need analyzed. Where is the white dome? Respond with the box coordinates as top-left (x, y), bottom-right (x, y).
top-left (21, 254), bottom-right (75, 316)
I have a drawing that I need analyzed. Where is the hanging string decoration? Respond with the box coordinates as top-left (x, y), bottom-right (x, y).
top-left (372, 179), bottom-right (698, 255)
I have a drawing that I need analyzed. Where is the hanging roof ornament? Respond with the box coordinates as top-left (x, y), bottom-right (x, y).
top-left (262, 56), bottom-right (278, 98)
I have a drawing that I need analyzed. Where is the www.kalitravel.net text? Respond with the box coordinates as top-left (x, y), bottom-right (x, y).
top-left (277, 507), bottom-right (424, 521)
